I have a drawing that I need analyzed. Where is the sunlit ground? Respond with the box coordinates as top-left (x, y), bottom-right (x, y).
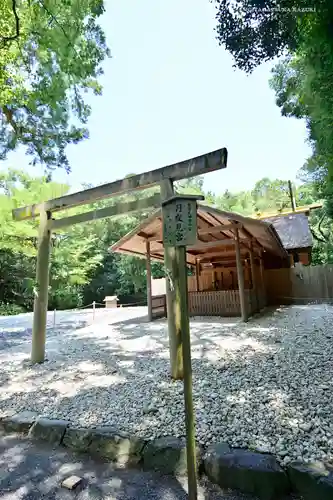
top-left (1, 304), bottom-right (333, 466)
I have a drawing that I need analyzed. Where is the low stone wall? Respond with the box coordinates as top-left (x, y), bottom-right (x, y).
top-left (1, 411), bottom-right (332, 500)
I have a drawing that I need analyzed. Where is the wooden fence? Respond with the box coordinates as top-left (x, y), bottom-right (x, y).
top-left (151, 276), bottom-right (266, 318)
top-left (151, 294), bottom-right (167, 319)
top-left (265, 265), bottom-right (333, 305)
top-left (187, 266), bottom-right (254, 293)
top-left (153, 265), bottom-right (333, 310)
top-left (188, 290), bottom-right (241, 316)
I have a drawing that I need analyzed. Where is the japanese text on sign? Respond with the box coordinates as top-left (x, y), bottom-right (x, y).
top-left (162, 198), bottom-right (197, 247)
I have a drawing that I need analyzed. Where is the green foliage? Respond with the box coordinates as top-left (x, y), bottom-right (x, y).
top-left (0, 302), bottom-right (26, 316)
top-left (0, 169), bottom-right (106, 310)
top-left (177, 176), bottom-right (204, 195)
top-left (216, 189), bottom-right (253, 215)
top-left (0, 0), bottom-right (109, 170)
top-left (213, 0), bottom-right (330, 73)
top-left (213, 0), bottom-right (333, 262)
top-left (0, 166), bottom-right (164, 309)
top-left (0, 249), bottom-right (34, 309)
top-left (251, 178), bottom-right (291, 214)
top-left (267, 9), bottom-right (333, 221)
top-left (270, 46), bottom-right (333, 210)
top-left (213, 1), bottom-right (333, 196)
top-left (1, 168), bottom-right (331, 313)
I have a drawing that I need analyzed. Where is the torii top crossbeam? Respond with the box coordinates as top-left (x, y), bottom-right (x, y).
top-left (12, 147), bottom-right (227, 222)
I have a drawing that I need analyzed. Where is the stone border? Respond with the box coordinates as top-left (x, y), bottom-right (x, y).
top-left (1, 411), bottom-right (333, 499)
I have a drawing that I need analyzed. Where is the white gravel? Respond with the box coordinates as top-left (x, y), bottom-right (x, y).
top-left (1, 304), bottom-right (333, 467)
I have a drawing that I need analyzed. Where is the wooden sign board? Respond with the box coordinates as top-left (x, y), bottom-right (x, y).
top-left (162, 198), bottom-right (198, 247)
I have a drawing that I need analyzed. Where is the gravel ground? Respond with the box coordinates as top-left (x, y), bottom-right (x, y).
top-left (0, 304), bottom-right (333, 468)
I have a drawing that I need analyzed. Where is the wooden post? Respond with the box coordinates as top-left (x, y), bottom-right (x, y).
top-left (146, 240), bottom-right (153, 321)
top-left (195, 260), bottom-right (200, 292)
top-left (230, 270), bottom-right (235, 289)
top-left (31, 211), bottom-right (52, 364)
top-left (244, 259), bottom-right (250, 288)
top-left (161, 193), bottom-right (205, 499)
top-left (160, 179), bottom-right (183, 380)
top-left (259, 251), bottom-right (266, 307)
top-left (235, 228), bottom-right (248, 322)
top-left (174, 245), bottom-right (197, 500)
top-left (249, 242), bottom-right (259, 312)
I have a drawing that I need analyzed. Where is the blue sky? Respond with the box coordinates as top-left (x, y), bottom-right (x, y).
top-left (3, 0), bottom-right (311, 195)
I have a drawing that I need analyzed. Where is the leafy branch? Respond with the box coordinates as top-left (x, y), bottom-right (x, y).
top-left (38, 0), bottom-right (70, 42)
top-left (310, 227), bottom-right (327, 244)
top-left (318, 214), bottom-right (329, 242)
top-left (0, 0), bottom-right (19, 48)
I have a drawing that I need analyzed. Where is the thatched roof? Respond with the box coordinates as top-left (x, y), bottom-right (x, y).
top-left (263, 213), bottom-right (313, 251)
top-left (110, 204), bottom-right (288, 266)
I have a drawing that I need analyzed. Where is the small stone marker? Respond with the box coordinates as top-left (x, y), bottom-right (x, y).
top-left (61, 475), bottom-right (83, 490)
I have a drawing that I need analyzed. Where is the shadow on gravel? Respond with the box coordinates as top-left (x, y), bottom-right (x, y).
top-left (0, 320), bottom-right (91, 353)
top-left (0, 433), bottom-right (192, 500)
top-left (0, 305), bottom-right (329, 500)
top-left (0, 433), bottom-right (296, 499)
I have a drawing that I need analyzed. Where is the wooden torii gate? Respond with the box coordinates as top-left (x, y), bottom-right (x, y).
top-left (13, 147), bottom-right (227, 500)
top-left (12, 147), bottom-right (227, 368)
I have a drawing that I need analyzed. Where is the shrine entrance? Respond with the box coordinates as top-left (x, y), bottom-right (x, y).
top-left (111, 203), bottom-right (288, 322)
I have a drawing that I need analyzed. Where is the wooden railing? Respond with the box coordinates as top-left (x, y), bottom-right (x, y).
top-left (151, 294), bottom-right (167, 320)
top-left (188, 290), bottom-right (241, 316)
top-left (151, 289), bottom-right (265, 319)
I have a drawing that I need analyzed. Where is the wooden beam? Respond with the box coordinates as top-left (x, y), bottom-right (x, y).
top-left (239, 226), bottom-right (264, 250)
top-left (242, 237), bottom-right (261, 253)
top-left (202, 261), bottom-right (237, 269)
top-left (49, 194), bottom-right (161, 230)
top-left (198, 223), bottom-right (240, 237)
top-left (195, 260), bottom-right (200, 292)
top-left (189, 236), bottom-right (252, 254)
top-left (160, 179), bottom-right (183, 380)
top-left (147, 223), bottom-right (239, 242)
top-left (231, 269), bottom-right (236, 289)
top-left (259, 251), bottom-right (266, 306)
top-left (31, 211), bottom-right (52, 364)
top-left (13, 147), bottom-right (228, 221)
top-left (235, 227), bottom-right (248, 322)
top-left (244, 258), bottom-right (250, 288)
top-left (146, 241), bottom-right (152, 322)
top-left (115, 246), bottom-right (196, 266)
top-left (188, 239), bottom-right (236, 252)
top-left (197, 248), bottom-right (248, 262)
top-left (249, 242), bottom-right (259, 312)
top-left (255, 202), bottom-right (323, 219)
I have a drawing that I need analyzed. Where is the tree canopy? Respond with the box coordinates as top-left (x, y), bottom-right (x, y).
top-left (213, 0), bottom-right (333, 261)
top-left (213, 1), bottom-right (333, 186)
top-left (213, 1), bottom-right (332, 72)
top-left (0, 0), bottom-right (109, 171)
